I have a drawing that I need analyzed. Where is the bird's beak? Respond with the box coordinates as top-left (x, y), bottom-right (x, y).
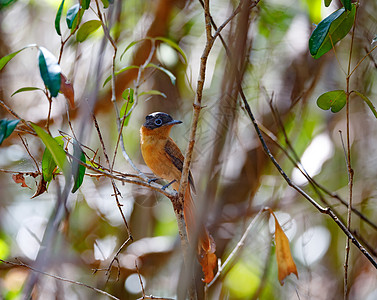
top-left (165, 120), bottom-right (182, 126)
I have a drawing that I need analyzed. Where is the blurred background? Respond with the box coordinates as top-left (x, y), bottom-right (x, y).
top-left (1, 0), bottom-right (377, 299)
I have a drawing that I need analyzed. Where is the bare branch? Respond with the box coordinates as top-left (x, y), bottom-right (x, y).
top-left (0, 258), bottom-right (119, 300)
top-left (207, 207), bottom-right (266, 288)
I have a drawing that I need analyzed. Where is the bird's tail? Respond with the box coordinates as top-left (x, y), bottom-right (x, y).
top-left (184, 186), bottom-right (217, 283)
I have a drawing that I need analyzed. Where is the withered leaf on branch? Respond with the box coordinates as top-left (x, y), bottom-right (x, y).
top-left (268, 208), bottom-right (298, 285)
top-left (60, 73), bottom-right (75, 109)
top-left (12, 173), bottom-right (31, 189)
top-left (31, 177), bottom-right (48, 198)
top-left (199, 250), bottom-right (217, 283)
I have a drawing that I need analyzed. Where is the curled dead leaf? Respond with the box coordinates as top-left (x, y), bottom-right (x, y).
top-left (12, 173), bottom-right (31, 189)
top-left (31, 177), bottom-right (48, 198)
top-left (199, 248), bottom-right (217, 283)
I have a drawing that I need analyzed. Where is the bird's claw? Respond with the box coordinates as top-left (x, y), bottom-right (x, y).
top-left (147, 178), bottom-right (158, 184)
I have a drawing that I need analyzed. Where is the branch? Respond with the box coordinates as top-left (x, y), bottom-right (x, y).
top-left (0, 99), bottom-right (35, 133)
top-left (239, 84), bottom-right (377, 270)
top-left (199, 0), bottom-right (376, 271)
top-left (0, 258), bottom-right (119, 300)
top-left (207, 207), bottom-right (266, 288)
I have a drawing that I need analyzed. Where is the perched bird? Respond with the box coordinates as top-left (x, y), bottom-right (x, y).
top-left (140, 112), bottom-right (216, 282)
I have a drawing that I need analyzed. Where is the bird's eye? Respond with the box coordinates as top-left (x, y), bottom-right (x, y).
top-left (154, 118), bottom-right (163, 126)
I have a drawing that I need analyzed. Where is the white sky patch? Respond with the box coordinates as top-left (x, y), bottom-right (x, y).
top-left (292, 133), bottom-right (334, 185)
top-left (294, 226), bottom-right (331, 266)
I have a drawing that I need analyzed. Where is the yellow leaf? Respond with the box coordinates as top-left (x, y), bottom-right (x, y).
top-left (269, 209), bottom-right (298, 285)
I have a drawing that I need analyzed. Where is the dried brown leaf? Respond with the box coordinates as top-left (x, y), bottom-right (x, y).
top-left (31, 177), bottom-right (48, 198)
top-left (269, 209), bottom-right (298, 285)
top-left (199, 249), bottom-right (217, 283)
top-left (12, 173), bottom-right (31, 189)
top-left (60, 73), bottom-right (75, 109)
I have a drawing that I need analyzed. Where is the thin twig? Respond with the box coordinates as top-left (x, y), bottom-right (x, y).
top-left (0, 258), bottom-right (119, 300)
top-left (176, 1), bottom-right (216, 298)
top-left (258, 124), bottom-right (377, 233)
top-left (201, 0), bottom-right (377, 272)
top-left (348, 43), bottom-right (377, 78)
top-left (18, 134), bottom-right (40, 173)
top-left (46, 94), bottom-right (53, 135)
top-left (206, 207), bottom-right (266, 288)
top-left (344, 5), bottom-right (358, 298)
top-left (91, 111), bottom-right (132, 235)
top-left (238, 73), bottom-right (377, 270)
top-left (0, 99), bottom-right (35, 132)
top-left (0, 169), bottom-right (39, 176)
top-left (92, 2), bottom-right (133, 272)
top-left (66, 142), bottom-right (178, 200)
top-left (114, 40), bottom-right (157, 182)
top-left (135, 261), bottom-right (175, 300)
top-left (135, 262), bottom-right (146, 297)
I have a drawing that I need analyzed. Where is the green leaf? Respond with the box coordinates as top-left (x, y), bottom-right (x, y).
top-left (82, 0), bottom-right (90, 10)
top-left (76, 20), bottom-right (102, 42)
top-left (101, 0), bottom-right (109, 8)
top-left (66, 4), bottom-right (82, 31)
top-left (120, 88), bottom-right (134, 126)
top-left (38, 47), bottom-right (61, 97)
top-left (121, 87), bottom-right (134, 102)
top-left (324, 0), bottom-right (332, 7)
top-left (0, 44), bottom-right (37, 71)
top-left (352, 91), bottom-right (377, 119)
top-left (71, 140), bottom-right (86, 193)
top-left (103, 65), bottom-right (139, 87)
top-left (31, 123), bottom-right (71, 179)
top-left (309, 4), bottom-right (356, 59)
top-left (317, 90), bottom-right (347, 113)
top-left (146, 63), bottom-right (176, 85)
top-left (120, 40), bottom-right (143, 61)
top-left (11, 87), bottom-right (44, 97)
top-left (0, 0), bottom-right (17, 10)
top-left (139, 89), bottom-right (167, 99)
top-left (155, 37), bottom-right (188, 64)
top-left (0, 119), bottom-right (20, 146)
top-left (42, 136), bottom-right (64, 182)
top-left (55, 0), bottom-right (65, 36)
top-left (341, 0), bottom-right (352, 11)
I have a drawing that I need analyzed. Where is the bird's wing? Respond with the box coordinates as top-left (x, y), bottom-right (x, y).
top-left (164, 138), bottom-right (196, 193)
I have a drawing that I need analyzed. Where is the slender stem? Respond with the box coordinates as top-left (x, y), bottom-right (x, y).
top-left (237, 74), bottom-right (377, 270)
top-left (348, 43), bottom-right (377, 78)
top-left (46, 95), bottom-right (53, 135)
top-left (207, 207), bottom-right (266, 287)
top-left (0, 258), bottom-right (119, 300)
top-left (344, 5), bottom-right (358, 298)
top-left (18, 134), bottom-right (40, 172)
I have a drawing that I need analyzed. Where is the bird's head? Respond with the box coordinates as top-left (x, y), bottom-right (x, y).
top-left (143, 112), bottom-right (182, 130)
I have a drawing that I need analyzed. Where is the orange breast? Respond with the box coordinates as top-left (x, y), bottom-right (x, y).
top-left (140, 126), bottom-right (181, 183)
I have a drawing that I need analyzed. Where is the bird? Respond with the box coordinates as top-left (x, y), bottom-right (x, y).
top-left (140, 112), bottom-right (216, 282)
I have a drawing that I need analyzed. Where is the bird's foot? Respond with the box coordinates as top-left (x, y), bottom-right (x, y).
top-left (147, 177), bottom-right (158, 184)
